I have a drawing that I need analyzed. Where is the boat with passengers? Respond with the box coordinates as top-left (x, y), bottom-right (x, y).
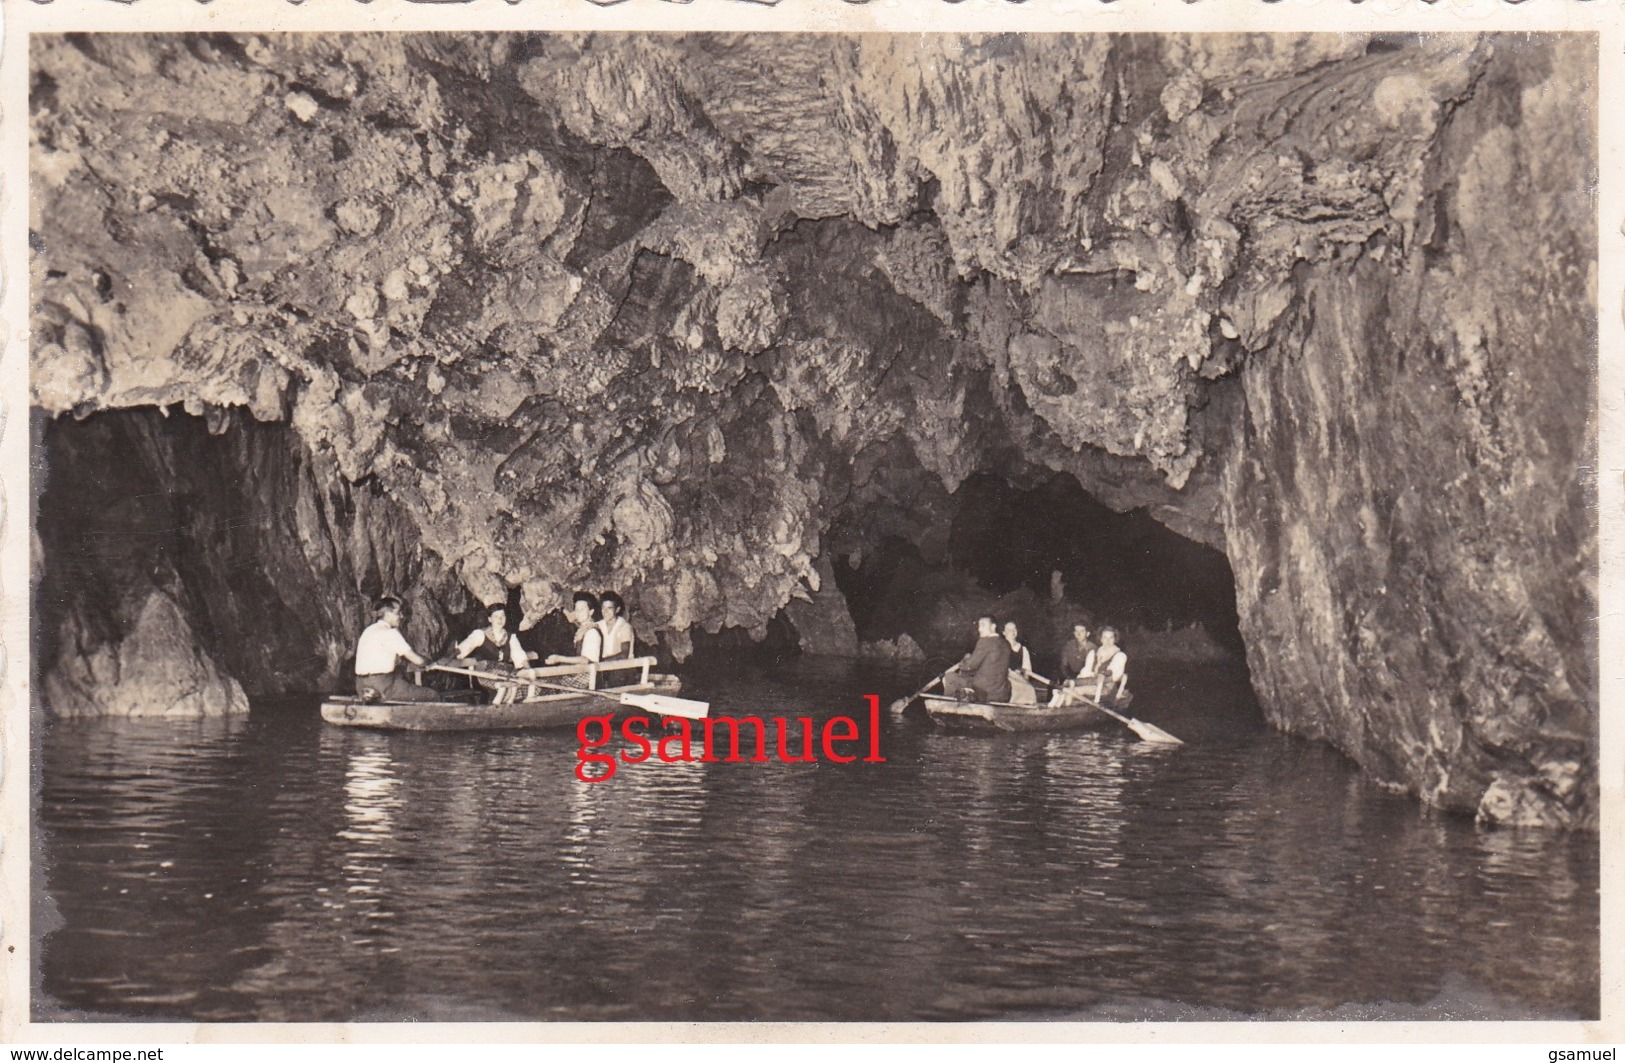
top-left (921, 689), bottom-right (1131, 733)
top-left (917, 685), bottom-right (1180, 744)
top-left (321, 655), bottom-right (693, 732)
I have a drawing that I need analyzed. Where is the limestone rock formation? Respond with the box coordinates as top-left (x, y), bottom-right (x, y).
top-left (30, 33), bottom-right (1596, 825)
top-left (44, 589), bottom-right (250, 718)
top-left (782, 556), bottom-right (860, 657)
top-left (858, 635), bottom-right (927, 664)
top-left (35, 408), bottom-right (466, 708)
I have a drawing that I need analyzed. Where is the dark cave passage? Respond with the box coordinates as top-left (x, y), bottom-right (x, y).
top-left (34, 407), bottom-right (469, 701)
top-left (831, 470), bottom-right (1248, 681)
top-left (36, 409), bottom-right (1252, 706)
top-left (947, 471), bottom-right (1243, 655)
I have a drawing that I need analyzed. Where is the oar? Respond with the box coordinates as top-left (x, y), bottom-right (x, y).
top-left (1081, 692), bottom-right (1183, 745)
top-left (428, 661), bottom-right (518, 682)
top-left (888, 673), bottom-right (943, 716)
top-left (428, 663), bottom-right (709, 719)
top-left (525, 678), bottom-right (710, 720)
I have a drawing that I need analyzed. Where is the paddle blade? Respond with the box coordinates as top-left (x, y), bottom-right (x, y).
top-left (889, 674), bottom-right (942, 715)
top-left (621, 692), bottom-right (710, 719)
top-left (1131, 719), bottom-right (1184, 745)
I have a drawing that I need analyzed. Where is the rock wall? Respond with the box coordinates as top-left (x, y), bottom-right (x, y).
top-left (782, 556), bottom-right (860, 657)
top-left (45, 589), bottom-right (250, 719)
top-left (29, 33), bottom-right (1595, 823)
top-left (35, 408), bottom-right (468, 713)
top-left (1222, 40), bottom-right (1598, 828)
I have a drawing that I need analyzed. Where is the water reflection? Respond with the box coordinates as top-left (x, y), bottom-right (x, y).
top-left (35, 659), bottom-right (1600, 1022)
top-left (337, 742), bottom-right (402, 947)
top-left (341, 745), bottom-right (400, 844)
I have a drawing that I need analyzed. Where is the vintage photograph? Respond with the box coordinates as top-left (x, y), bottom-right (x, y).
top-left (20, 26), bottom-right (1600, 1026)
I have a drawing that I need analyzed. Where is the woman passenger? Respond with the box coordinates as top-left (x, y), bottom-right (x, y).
top-left (545, 592), bottom-right (602, 666)
top-left (454, 603), bottom-right (529, 699)
top-left (455, 604), bottom-right (529, 673)
top-left (1002, 620), bottom-right (1041, 706)
top-left (1085, 627), bottom-right (1130, 708)
top-left (530, 591), bottom-right (603, 689)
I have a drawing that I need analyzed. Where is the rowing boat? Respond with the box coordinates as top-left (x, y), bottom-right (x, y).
top-left (321, 657), bottom-right (685, 732)
top-left (921, 690), bottom-right (1134, 734)
top-left (321, 673), bottom-right (683, 731)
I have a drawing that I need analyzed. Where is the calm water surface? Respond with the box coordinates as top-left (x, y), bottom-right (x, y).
top-left (35, 658), bottom-right (1599, 1022)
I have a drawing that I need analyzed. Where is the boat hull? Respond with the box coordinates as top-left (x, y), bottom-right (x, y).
top-left (322, 675), bottom-right (682, 732)
top-left (922, 692), bottom-right (1127, 734)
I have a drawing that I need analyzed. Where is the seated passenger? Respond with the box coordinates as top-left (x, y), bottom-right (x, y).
top-left (454, 604), bottom-right (529, 673)
top-left (1051, 626), bottom-right (1130, 709)
top-left (1057, 622), bottom-right (1097, 688)
top-left (354, 596), bottom-right (439, 703)
top-left (529, 592), bottom-right (603, 686)
top-left (597, 591), bottom-right (636, 662)
top-left (1002, 620), bottom-right (1040, 706)
top-left (941, 616), bottom-right (1012, 705)
top-left (544, 591), bottom-right (602, 666)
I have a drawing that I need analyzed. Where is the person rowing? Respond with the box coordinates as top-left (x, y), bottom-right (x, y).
top-left (1050, 625), bottom-right (1129, 709)
top-left (354, 596), bottom-right (440, 703)
top-left (942, 616), bottom-right (1012, 704)
top-left (1058, 622), bottom-right (1097, 688)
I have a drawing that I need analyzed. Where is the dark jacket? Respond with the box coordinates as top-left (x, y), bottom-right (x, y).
top-left (1060, 639), bottom-right (1097, 681)
top-left (958, 635), bottom-right (1012, 703)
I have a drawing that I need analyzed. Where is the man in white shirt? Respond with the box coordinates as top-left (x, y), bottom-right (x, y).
top-left (597, 592), bottom-right (635, 661)
top-left (355, 596), bottom-right (440, 703)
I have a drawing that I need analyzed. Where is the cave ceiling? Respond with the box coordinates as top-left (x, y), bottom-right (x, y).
top-left (31, 31), bottom-right (1488, 635)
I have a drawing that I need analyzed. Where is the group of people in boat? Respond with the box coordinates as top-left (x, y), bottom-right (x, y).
top-left (355, 593), bottom-right (1125, 710)
top-left (541, 591), bottom-right (636, 670)
top-left (942, 616), bottom-right (1129, 709)
top-left (353, 592), bottom-right (637, 703)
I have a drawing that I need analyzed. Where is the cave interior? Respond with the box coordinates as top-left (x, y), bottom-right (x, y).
top-left (36, 406), bottom-right (1251, 703)
top-left (27, 31), bottom-right (1597, 827)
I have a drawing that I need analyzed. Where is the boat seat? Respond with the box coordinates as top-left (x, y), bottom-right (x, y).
top-left (503, 656), bottom-right (659, 702)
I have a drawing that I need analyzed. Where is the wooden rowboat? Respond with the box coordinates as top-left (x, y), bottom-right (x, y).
top-left (922, 690), bottom-right (1134, 734)
top-left (923, 689), bottom-right (1182, 744)
top-left (322, 657), bottom-right (685, 732)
